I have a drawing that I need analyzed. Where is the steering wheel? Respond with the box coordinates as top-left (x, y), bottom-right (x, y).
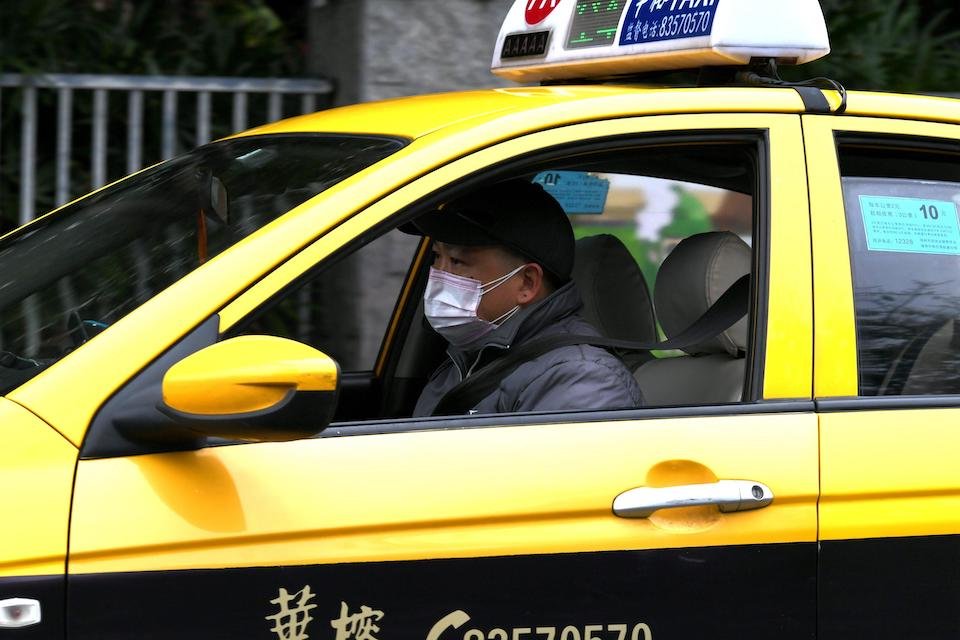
top-left (66, 310), bottom-right (109, 349)
top-left (0, 350), bottom-right (49, 393)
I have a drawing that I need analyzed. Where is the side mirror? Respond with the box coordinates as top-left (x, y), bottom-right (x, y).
top-left (159, 335), bottom-right (340, 442)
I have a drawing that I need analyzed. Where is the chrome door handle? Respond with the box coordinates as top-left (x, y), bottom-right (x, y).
top-left (0, 598), bottom-right (41, 629)
top-left (613, 480), bottom-right (773, 518)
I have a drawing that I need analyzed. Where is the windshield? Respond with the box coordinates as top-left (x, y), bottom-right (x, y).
top-left (0, 133), bottom-right (405, 394)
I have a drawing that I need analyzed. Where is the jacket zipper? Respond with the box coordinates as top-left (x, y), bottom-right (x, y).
top-left (465, 344), bottom-right (509, 379)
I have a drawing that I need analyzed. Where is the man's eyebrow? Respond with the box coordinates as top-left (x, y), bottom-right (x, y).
top-left (441, 244), bottom-right (471, 258)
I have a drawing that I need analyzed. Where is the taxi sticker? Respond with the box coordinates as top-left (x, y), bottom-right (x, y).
top-left (859, 195), bottom-right (960, 255)
top-left (533, 171), bottom-right (609, 214)
top-left (619, 0), bottom-right (719, 46)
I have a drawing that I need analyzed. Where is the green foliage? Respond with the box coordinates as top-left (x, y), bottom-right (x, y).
top-left (784, 0), bottom-right (960, 91)
top-left (0, 0), bottom-right (301, 76)
top-left (659, 186), bottom-right (711, 239)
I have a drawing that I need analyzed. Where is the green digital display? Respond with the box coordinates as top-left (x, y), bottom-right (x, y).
top-left (567, 0), bottom-right (629, 49)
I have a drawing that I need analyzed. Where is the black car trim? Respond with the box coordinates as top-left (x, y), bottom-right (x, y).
top-left (320, 400), bottom-right (816, 439)
top-left (816, 395), bottom-right (960, 412)
top-left (66, 543), bottom-right (817, 640)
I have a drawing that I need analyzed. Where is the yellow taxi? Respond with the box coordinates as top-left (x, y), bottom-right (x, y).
top-left (2, 0), bottom-right (959, 637)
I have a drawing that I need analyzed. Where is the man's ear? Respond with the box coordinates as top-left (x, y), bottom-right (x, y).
top-left (516, 263), bottom-right (545, 305)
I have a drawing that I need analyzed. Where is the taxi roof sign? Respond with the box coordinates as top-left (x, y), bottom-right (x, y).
top-left (492, 0), bottom-right (831, 83)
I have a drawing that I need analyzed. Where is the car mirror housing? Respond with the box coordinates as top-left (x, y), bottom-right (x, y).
top-left (157, 335), bottom-right (340, 442)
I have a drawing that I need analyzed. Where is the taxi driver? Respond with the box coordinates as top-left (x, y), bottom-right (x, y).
top-left (404, 179), bottom-right (642, 417)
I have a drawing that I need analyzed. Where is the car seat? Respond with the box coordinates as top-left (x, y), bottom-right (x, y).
top-left (571, 234), bottom-right (658, 371)
top-left (634, 231), bottom-right (751, 405)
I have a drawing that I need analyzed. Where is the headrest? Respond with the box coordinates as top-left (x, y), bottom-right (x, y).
top-left (572, 234), bottom-right (657, 346)
top-left (654, 231), bottom-right (751, 356)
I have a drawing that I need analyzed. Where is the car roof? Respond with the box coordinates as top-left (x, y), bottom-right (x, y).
top-left (236, 85), bottom-right (960, 141)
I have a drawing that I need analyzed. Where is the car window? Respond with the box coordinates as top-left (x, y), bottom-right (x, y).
top-left (0, 134), bottom-right (405, 395)
top-left (224, 135), bottom-right (767, 426)
top-left (238, 228), bottom-right (421, 371)
top-left (541, 171), bottom-right (752, 300)
top-left (241, 163), bottom-right (755, 384)
top-left (281, 137), bottom-right (765, 424)
top-left (839, 139), bottom-right (960, 395)
top-left (525, 145), bottom-right (757, 405)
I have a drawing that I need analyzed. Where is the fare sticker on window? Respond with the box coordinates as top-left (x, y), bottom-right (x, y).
top-left (533, 171), bottom-right (609, 214)
top-left (859, 195), bottom-right (960, 255)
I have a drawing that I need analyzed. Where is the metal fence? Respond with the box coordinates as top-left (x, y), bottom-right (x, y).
top-left (0, 73), bottom-right (335, 227)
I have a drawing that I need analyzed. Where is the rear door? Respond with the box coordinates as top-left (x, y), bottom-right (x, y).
top-left (65, 113), bottom-right (820, 639)
top-left (804, 112), bottom-right (960, 638)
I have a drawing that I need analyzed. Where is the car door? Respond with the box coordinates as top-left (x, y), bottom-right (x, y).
top-left (0, 398), bottom-right (74, 639)
top-left (804, 110), bottom-right (960, 638)
top-left (62, 113), bottom-right (819, 639)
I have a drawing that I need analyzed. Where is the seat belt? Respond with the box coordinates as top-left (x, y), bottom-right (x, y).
top-left (431, 274), bottom-right (750, 416)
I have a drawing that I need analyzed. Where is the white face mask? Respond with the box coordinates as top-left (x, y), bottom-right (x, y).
top-left (423, 265), bottom-right (525, 347)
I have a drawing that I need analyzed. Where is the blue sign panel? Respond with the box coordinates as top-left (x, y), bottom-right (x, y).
top-left (859, 195), bottom-right (960, 255)
top-left (619, 0), bottom-right (720, 46)
top-left (533, 171), bottom-right (609, 215)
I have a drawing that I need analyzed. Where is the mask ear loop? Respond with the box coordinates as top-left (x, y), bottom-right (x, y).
top-left (480, 264), bottom-right (527, 295)
top-left (491, 305), bottom-right (520, 326)
top-left (482, 264), bottom-right (527, 327)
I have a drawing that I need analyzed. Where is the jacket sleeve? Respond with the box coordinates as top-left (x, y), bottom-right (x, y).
top-left (499, 352), bottom-right (643, 413)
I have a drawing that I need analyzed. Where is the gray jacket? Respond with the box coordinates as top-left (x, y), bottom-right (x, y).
top-left (413, 281), bottom-right (644, 417)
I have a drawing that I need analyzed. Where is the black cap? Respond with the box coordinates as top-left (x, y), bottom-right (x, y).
top-left (401, 179), bottom-right (575, 283)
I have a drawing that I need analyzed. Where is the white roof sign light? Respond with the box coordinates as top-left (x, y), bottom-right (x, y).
top-left (492, 0), bottom-right (831, 83)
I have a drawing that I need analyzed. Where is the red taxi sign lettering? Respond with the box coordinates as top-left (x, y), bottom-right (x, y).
top-left (526, 0), bottom-right (563, 25)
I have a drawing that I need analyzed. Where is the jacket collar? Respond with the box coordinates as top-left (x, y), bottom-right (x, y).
top-left (446, 280), bottom-right (584, 375)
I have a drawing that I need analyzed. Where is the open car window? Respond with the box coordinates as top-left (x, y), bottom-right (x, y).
top-left (538, 169), bottom-right (752, 298)
top-left (228, 136), bottom-right (762, 423)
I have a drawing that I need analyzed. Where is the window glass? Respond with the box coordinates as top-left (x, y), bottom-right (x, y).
top-left (233, 139), bottom-right (762, 423)
top-left (237, 229), bottom-right (421, 371)
top-left (518, 141), bottom-right (759, 408)
top-left (530, 142), bottom-right (755, 289)
top-left (0, 134), bottom-right (404, 394)
top-left (544, 172), bottom-right (753, 287)
top-left (842, 175), bottom-right (960, 395)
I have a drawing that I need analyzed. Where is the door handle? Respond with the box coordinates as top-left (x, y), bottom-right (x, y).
top-left (613, 480), bottom-right (773, 518)
top-left (0, 598), bottom-right (41, 629)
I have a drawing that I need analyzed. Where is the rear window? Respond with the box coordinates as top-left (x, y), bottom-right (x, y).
top-left (842, 175), bottom-right (960, 396)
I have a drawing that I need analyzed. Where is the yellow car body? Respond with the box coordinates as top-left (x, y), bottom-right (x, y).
top-left (1, 84), bottom-right (958, 638)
